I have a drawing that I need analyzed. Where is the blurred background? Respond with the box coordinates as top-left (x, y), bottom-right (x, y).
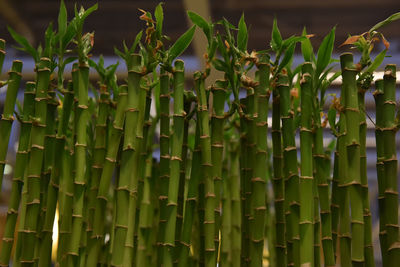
top-left (0, 0), bottom-right (399, 266)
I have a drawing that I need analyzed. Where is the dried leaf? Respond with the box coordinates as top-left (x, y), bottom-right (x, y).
top-left (339, 35), bottom-right (360, 47)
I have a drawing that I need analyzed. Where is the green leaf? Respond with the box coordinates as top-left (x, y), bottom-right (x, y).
top-left (43, 23), bottom-right (54, 58)
top-left (58, 0), bottom-right (67, 37)
top-left (270, 18), bottom-right (282, 52)
top-left (369, 12), bottom-right (400, 33)
top-left (168, 25), bottom-right (196, 61)
top-left (61, 20), bottom-right (76, 50)
top-left (328, 107), bottom-right (337, 135)
top-left (114, 47), bottom-right (125, 60)
top-left (301, 27), bottom-right (314, 62)
top-left (8, 26), bottom-right (38, 61)
top-left (281, 35), bottom-right (306, 51)
top-left (131, 30), bottom-right (143, 53)
top-left (213, 59), bottom-right (228, 72)
top-left (316, 26), bottom-right (335, 78)
top-left (277, 42), bottom-right (295, 74)
top-left (155, 3), bottom-right (164, 38)
top-left (80, 3), bottom-right (98, 22)
top-left (187, 11), bottom-right (211, 42)
top-left (365, 49), bottom-right (387, 74)
top-left (237, 13), bottom-right (248, 52)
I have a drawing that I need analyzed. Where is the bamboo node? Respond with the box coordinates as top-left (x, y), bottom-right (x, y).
top-left (31, 144), bottom-right (45, 150)
top-left (251, 177), bottom-right (266, 183)
top-left (1, 237), bottom-right (13, 242)
top-left (170, 156), bottom-right (182, 161)
top-left (203, 220), bottom-right (215, 224)
top-left (300, 175), bottom-right (313, 180)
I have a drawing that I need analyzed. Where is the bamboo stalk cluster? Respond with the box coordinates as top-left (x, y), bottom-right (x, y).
top-left (0, 2), bottom-right (400, 267)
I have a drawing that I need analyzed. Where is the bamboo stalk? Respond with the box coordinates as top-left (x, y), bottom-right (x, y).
top-left (0, 60), bottom-right (23, 189)
top-left (194, 71), bottom-right (216, 267)
top-left (278, 72), bottom-right (300, 267)
top-left (163, 60), bottom-right (186, 267)
top-left (381, 65), bottom-right (400, 262)
top-left (110, 53), bottom-right (142, 266)
top-left (178, 118), bottom-right (201, 267)
top-left (358, 81), bottom-right (375, 267)
top-left (67, 62), bottom-right (90, 266)
top-left (86, 84), bottom-right (128, 266)
top-left (0, 81), bottom-right (35, 266)
top-left (299, 62), bottom-right (314, 267)
top-left (157, 69), bottom-right (171, 265)
top-left (19, 57), bottom-right (51, 265)
top-left (250, 57), bottom-right (270, 266)
top-left (373, 79), bottom-right (388, 265)
top-left (271, 85), bottom-right (286, 267)
top-left (210, 79), bottom-right (228, 259)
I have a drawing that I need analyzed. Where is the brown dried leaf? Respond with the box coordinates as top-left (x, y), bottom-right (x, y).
top-left (340, 35), bottom-right (361, 47)
top-left (381, 35), bottom-right (390, 49)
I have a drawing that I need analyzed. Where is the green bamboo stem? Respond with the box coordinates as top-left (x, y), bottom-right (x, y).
top-left (110, 53), bottom-right (142, 266)
top-left (0, 81), bottom-right (35, 266)
top-left (163, 60), bottom-right (186, 267)
top-left (176, 92), bottom-right (192, 258)
top-left (122, 79), bottom-right (147, 267)
top-left (157, 69), bottom-right (170, 265)
top-left (86, 83), bottom-right (110, 239)
top-left (86, 84), bottom-right (127, 266)
top-left (220, 146), bottom-right (231, 267)
top-left (35, 87), bottom-right (59, 265)
top-left (337, 91), bottom-right (352, 267)
top-left (194, 71), bottom-right (216, 267)
top-left (19, 57), bottom-right (51, 265)
top-left (278, 72), bottom-right (300, 267)
top-left (381, 65), bottom-right (400, 262)
top-left (0, 60), bottom-right (23, 189)
top-left (229, 136), bottom-right (241, 267)
top-left (330, 147), bottom-right (339, 259)
top-left (178, 119), bottom-right (201, 267)
top-left (211, 79), bottom-right (228, 259)
top-left (271, 86), bottom-right (286, 267)
top-left (299, 62), bottom-right (314, 267)
top-left (358, 83), bottom-right (375, 267)
top-left (239, 96), bottom-right (250, 266)
top-left (313, 177), bottom-right (321, 267)
top-left (67, 62), bottom-right (90, 265)
top-left (313, 106), bottom-right (335, 264)
top-left (136, 93), bottom-right (157, 267)
top-left (57, 81), bottom-right (77, 266)
top-left (373, 79), bottom-right (387, 265)
top-left (340, 53), bottom-right (364, 265)
top-left (250, 58), bottom-right (270, 266)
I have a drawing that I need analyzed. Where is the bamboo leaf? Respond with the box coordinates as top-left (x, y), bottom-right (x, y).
top-left (132, 31), bottom-right (143, 52)
top-left (301, 27), bottom-right (314, 62)
top-left (61, 21), bottom-right (76, 50)
top-left (213, 58), bottom-right (228, 72)
top-left (237, 13), bottom-right (248, 52)
top-left (58, 0), bottom-right (67, 37)
top-left (365, 49), bottom-right (387, 73)
top-left (316, 27), bottom-right (335, 78)
top-left (8, 26), bottom-right (38, 61)
top-left (328, 107), bottom-right (337, 135)
top-left (80, 3), bottom-right (98, 22)
top-left (281, 35), bottom-right (306, 51)
top-left (168, 25), bottom-right (196, 61)
top-left (155, 3), bottom-right (164, 38)
top-left (277, 42), bottom-right (295, 74)
top-left (187, 11), bottom-right (211, 42)
top-left (270, 18), bottom-right (282, 52)
top-left (369, 12), bottom-right (400, 33)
